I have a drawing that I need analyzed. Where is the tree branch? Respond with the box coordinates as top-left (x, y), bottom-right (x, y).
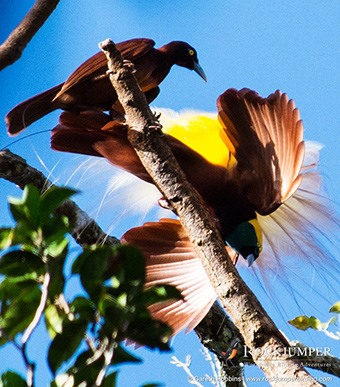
top-left (0, 149), bottom-right (119, 247)
top-left (99, 38), bottom-right (326, 387)
top-left (0, 0), bottom-right (60, 71)
top-left (1, 148), bottom-right (338, 383)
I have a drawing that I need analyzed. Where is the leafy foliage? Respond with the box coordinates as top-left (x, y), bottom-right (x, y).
top-left (289, 301), bottom-right (340, 340)
top-left (0, 185), bottom-right (181, 386)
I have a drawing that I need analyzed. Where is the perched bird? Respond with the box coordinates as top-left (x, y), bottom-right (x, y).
top-left (6, 38), bottom-right (206, 135)
top-left (50, 88), bottom-right (337, 335)
top-left (210, 338), bottom-right (241, 367)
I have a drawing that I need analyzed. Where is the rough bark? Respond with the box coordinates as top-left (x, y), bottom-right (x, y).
top-left (98, 38), bottom-right (326, 387)
top-left (0, 0), bottom-right (60, 71)
top-left (0, 149), bottom-right (119, 247)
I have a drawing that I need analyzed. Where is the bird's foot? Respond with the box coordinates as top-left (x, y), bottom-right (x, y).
top-left (153, 111), bottom-right (162, 121)
top-left (158, 197), bottom-right (176, 213)
top-left (123, 59), bottom-right (137, 73)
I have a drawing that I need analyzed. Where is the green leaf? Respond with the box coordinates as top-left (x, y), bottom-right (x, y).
top-left (44, 237), bottom-right (69, 258)
top-left (68, 349), bottom-right (105, 386)
top-left (289, 316), bottom-right (310, 330)
top-left (45, 304), bottom-right (64, 338)
top-left (48, 319), bottom-right (88, 375)
top-left (75, 248), bottom-right (111, 298)
top-left (289, 315), bottom-right (324, 331)
top-left (330, 301), bottom-right (340, 314)
top-left (111, 345), bottom-right (141, 365)
top-left (119, 245), bottom-right (145, 282)
top-left (0, 371), bottom-right (28, 387)
top-left (0, 250), bottom-right (44, 277)
top-left (143, 285), bottom-right (182, 307)
top-left (101, 372), bottom-right (118, 387)
top-left (127, 318), bottom-right (172, 350)
top-left (40, 187), bottom-right (77, 224)
top-left (0, 278), bottom-right (37, 301)
top-left (0, 229), bottom-right (13, 249)
top-left (98, 293), bottom-right (126, 327)
top-left (46, 247), bottom-right (67, 300)
top-left (69, 297), bottom-right (95, 321)
top-left (9, 185), bottom-right (41, 228)
top-left (0, 283), bottom-right (41, 341)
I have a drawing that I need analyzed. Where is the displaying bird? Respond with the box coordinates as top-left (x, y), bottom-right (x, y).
top-left (50, 88), bottom-right (336, 336)
top-left (6, 38), bottom-right (206, 136)
top-left (51, 88), bottom-right (304, 266)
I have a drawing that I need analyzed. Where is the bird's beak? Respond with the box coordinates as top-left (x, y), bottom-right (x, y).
top-left (246, 254), bottom-right (256, 267)
top-left (193, 61), bottom-right (207, 82)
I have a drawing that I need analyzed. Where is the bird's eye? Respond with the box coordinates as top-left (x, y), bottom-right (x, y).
top-left (188, 49), bottom-right (195, 56)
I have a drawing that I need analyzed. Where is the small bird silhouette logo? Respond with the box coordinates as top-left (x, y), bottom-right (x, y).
top-left (211, 338), bottom-right (241, 368)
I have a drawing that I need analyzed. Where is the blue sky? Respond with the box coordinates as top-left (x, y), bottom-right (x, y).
top-left (1, 1), bottom-right (340, 386)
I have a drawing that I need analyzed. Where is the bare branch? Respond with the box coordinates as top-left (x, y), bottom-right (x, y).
top-left (22, 273), bottom-right (50, 344)
top-left (99, 38), bottom-right (326, 387)
top-left (0, 0), bottom-right (60, 71)
top-left (0, 149), bottom-right (119, 247)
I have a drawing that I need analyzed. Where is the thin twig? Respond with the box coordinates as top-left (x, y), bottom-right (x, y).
top-left (13, 341), bottom-right (36, 387)
top-left (170, 356), bottom-right (204, 387)
top-left (0, 0), bottom-right (60, 71)
top-left (95, 341), bottom-right (115, 386)
top-left (0, 149), bottom-right (119, 247)
top-left (22, 272), bottom-right (50, 344)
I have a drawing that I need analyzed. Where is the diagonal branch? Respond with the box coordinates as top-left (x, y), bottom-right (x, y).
top-left (99, 38), bottom-right (326, 387)
top-left (1, 150), bottom-right (339, 381)
top-left (0, 149), bottom-right (119, 247)
top-left (0, 0), bottom-right (60, 71)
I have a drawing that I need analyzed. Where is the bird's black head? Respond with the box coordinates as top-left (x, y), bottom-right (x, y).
top-left (166, 41), bottom-right (207, 81)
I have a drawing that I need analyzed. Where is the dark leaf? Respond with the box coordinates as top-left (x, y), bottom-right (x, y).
top-left (48, 319), bottom-right (88, 375)
top-left (47, 248), bottom-right (67, 300)
top-left (127, 318), bottom-right (172, 351)
top-left (68, 349), bottom-right (105, 386)
top-left (330, 301), bottom-right (340, 314)
top-left (0, 250), bottom-right (44, 277)
top-left (143, 285), bottom-right (182, 307)
top-left (40, 187), bottom-right (77, 225)
top-left (111, 345), bottom-right (141, 365)
top-left (69, 296), bottom-right (96, 321)
top-left (0, 284), bottom-right (41, 341)
top-left (75, 248), bottom-right (111, 298)
top-left (0, 371), bottom-right (27, 387)
top-left (101, 372), bottom-right (118, 387)
top-left (8, 185), bottom-right (40, 228)
top-left (119, 245), bottom-right (146, 282)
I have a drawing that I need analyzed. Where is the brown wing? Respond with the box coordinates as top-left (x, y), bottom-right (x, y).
top-left (51, 110), bottom-right (152, 182)
top-left (217, 88), bottom-right (305, 215)
top-left (56, 38), bottom-right (155, 99)
top-left (121, 219), bottom-right (224, 335)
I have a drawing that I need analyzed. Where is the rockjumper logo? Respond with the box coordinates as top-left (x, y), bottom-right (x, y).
top-left (244, 345), bottom-right (331, 359)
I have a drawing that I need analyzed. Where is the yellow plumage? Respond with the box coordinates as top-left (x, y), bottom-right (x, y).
top-left (157, 109), bottom-right (236, 169)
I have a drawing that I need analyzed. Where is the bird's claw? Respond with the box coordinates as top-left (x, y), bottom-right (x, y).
top-left (123, 59), bottom-right (137, 73)
top-left (158, 197), bottom-right (173, 210)
top-left (153, 112), bottom-right (162, 120)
